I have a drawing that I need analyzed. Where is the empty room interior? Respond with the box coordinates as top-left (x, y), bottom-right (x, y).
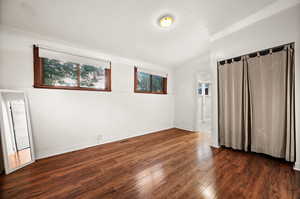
top-left (0, 0), bottom-right (300, 198)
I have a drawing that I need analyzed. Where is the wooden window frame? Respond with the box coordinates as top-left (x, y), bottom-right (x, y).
top-left (33, 45), bottom-right (112, 92)
top-left (134, 67), bottom-right (167, 94)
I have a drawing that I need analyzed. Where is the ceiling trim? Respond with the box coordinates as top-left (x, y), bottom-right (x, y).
top-left (210, 0), bottom-right (300, 42)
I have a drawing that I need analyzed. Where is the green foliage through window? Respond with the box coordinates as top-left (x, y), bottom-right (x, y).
top-left (42, 58), bottom-right (107, 89)
top-left (137, 72), bottom-right (151, 91)
top-left (136, 71), bottom-right (166, 93)
top-left (152, 75), bottom-right (163, 92)
top-left (43, 58), bottom-right (77, 86)
top-left (80, 65), bottom-right (105, 89)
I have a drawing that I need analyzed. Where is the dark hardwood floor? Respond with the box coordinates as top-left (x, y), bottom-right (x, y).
top-left (0, 128), bottom-right (299, 199)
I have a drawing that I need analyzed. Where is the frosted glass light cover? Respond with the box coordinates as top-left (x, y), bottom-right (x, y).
top-left (159, 16), bottom-right (174, 28)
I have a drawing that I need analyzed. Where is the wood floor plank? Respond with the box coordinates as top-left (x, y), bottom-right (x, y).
top-left (0, 128), bottom-right (298, 199)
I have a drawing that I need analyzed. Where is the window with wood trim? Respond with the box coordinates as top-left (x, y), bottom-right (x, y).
top-left (134, 67), bottom-right (167, 94)
top-left (33, 45), bottom-right (111, 91)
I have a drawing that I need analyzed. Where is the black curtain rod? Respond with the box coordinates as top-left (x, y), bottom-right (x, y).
top-left (218, 42), bottom-right (294, 65)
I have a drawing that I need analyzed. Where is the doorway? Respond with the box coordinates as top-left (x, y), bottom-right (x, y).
top-left (196, 72), bottom-right (212, 134)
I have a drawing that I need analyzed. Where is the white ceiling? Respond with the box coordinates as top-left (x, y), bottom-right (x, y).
top-left (0, 0), bottom-right (277, 67)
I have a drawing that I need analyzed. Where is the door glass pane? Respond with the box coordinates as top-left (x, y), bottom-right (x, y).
top-left (80, 65), bottom-right (106, 89)
top-left (152, 75), bottom-right (163, 92)
top-left (198, 83), bottom-right (203, 95)
top-left (137, 72), bottom-right (151, 91)
top-left (204, 83), bottom-right (209, 95)
top-left (43, 58), bottom-right (77, 87)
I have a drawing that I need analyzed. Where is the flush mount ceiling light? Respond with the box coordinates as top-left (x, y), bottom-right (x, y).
top-left (159, 15), bottom-right (174, 28)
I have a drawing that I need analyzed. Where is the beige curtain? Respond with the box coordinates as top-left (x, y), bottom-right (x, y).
top-left (218, 59), bottom-right (248, 150)
top-left (247, 45), bottom-right (295, 162)
top-left (218, 44), bottom-right (295, 162)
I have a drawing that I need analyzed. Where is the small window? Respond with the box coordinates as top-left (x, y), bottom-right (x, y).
top-left (33, 46), bottom-right (111, 91)
top-left (152, 75), bottom-right (164, 93)
top-left (198, 82), bottom-right (210, 96)
top-left (134, 67), bottom-right (167, 94)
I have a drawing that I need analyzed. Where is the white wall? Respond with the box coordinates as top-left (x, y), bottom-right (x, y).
top-left (174, 55), bottom-right (210, 131)
top-left (0, 27), bottom-right (175, 159)
top-left (210, 5), bottom-right (300, 168)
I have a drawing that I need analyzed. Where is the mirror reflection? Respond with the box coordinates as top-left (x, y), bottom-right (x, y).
top-left (0, 92), bottom-right (34, 172)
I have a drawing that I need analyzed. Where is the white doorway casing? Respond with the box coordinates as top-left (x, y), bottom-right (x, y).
top-left (196, 72), bottom-right (212, 134)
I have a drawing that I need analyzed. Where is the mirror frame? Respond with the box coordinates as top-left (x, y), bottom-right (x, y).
top-left (0, 89), bottom-right (35, 174)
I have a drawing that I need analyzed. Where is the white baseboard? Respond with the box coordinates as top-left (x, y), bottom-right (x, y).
top-left (294, 162), bottom-right (300, 171)
top-left (210, 144), bottom-right (220, 148)
top-left (174, 125), bottom-right (195, 132)
top-left (36, 140), bottom-right (98, 159)
top-left (36, 127), bottom-right (175, 160)
top-left (210, 140), bottom-right (220, 148)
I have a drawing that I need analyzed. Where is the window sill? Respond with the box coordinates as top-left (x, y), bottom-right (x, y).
top-left (33, 85), bottom-right (111, 92)
top-left (134, 90), bottom-right (167, 95)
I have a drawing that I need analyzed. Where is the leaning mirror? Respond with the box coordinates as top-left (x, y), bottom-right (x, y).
top-left (0, 90), bottom-right (35, 174)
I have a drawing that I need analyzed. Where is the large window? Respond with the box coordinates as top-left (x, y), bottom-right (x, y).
top-left (134, 67), bottom-right (167, 94)
top-left (33, 45), bottom-right (111, 91)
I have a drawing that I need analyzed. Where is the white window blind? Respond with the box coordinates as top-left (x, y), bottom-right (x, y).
top-left (136, 67), bottom-right (168, 78)
top-left (38, 45), bottom-right (111, 69)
